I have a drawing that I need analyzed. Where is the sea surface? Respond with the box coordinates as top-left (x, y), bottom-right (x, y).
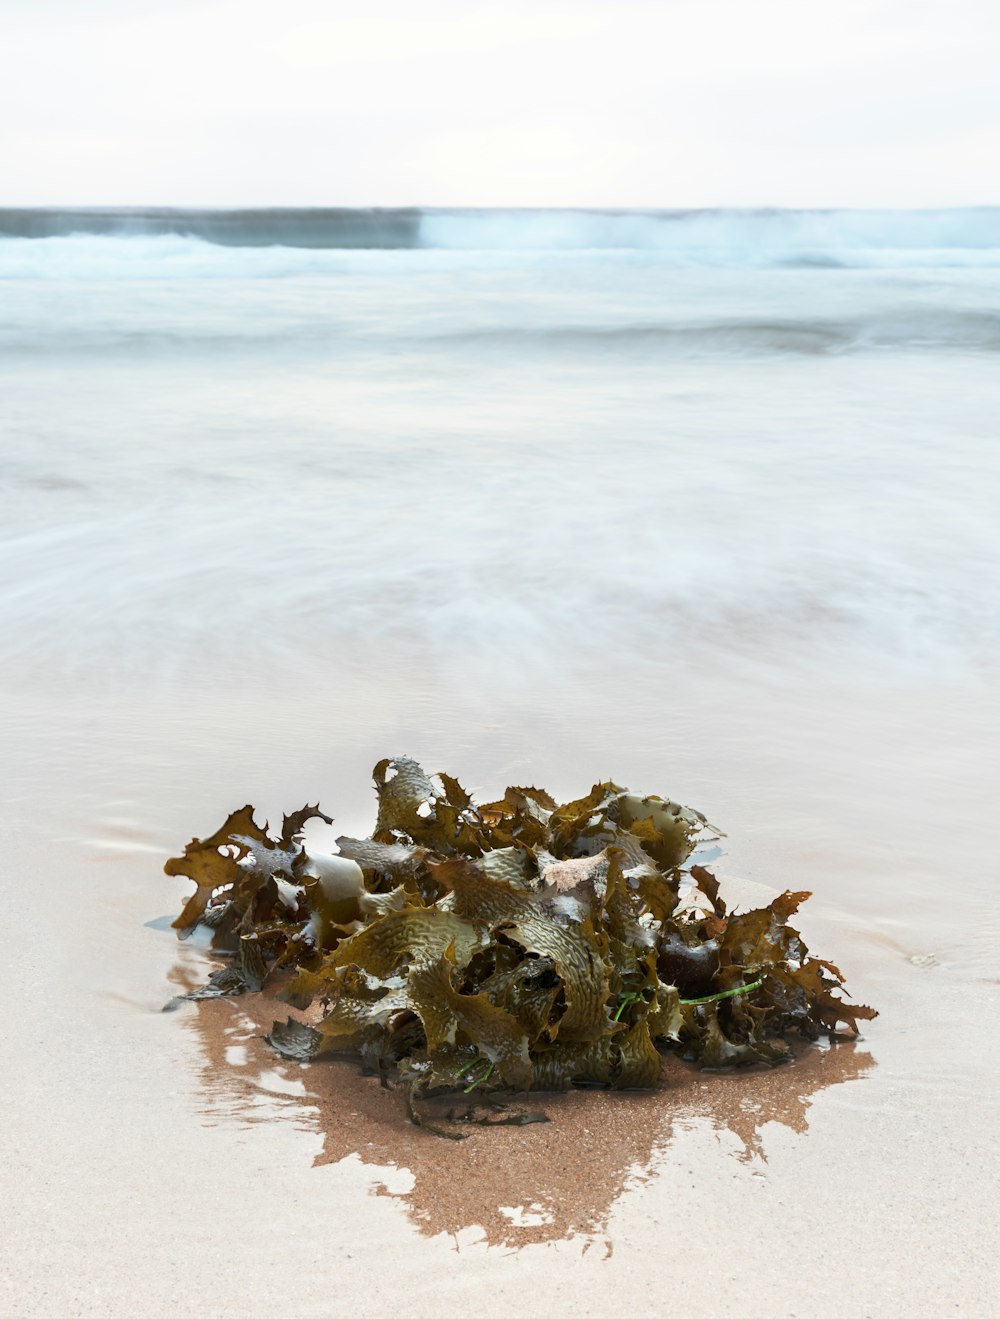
top-left (3, 209), bottom-right (999, 1316)
top-left (1, 206), bottom-right (999, 684)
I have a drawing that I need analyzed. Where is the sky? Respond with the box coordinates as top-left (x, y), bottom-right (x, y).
top-left (1, 0), bottom-right (999, 207)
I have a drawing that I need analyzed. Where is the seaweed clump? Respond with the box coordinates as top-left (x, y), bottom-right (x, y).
top-left (165, 757), bottom-right (876, 1133)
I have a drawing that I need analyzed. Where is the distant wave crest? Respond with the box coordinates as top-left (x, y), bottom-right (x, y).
top-left (3, 206), bottom-right (1000, 267)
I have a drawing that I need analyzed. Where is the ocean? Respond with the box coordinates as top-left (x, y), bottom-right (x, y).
top-left (2, 206), bottom-right (999, 685)
top-left (3, 208), bottom-right (999, 1314)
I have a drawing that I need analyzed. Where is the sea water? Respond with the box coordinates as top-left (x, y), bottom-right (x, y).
top-left (1, 208), bottom-right (997, 687)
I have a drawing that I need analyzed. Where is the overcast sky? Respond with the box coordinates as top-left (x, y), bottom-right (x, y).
top-left (2, 0), bottom-right (999, 207)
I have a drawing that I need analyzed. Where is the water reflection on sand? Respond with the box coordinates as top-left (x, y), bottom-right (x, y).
top-left (169, 959), bottom-right (874, 1250)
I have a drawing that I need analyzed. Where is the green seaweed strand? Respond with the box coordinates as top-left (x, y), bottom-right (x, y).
top-left (463, 1061), bottom-right (496, 1093)
top-left (680, 978), bottom-right (763, 1006)
top-left (613, 992), bottom-right (640, 1022)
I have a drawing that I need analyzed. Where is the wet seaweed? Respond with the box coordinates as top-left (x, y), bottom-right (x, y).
top-left (165, 756), bottom-right (876, 1132)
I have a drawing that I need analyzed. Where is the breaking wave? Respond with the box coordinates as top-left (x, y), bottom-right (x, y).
top-left (2, 207), bottom-right (1000, 270)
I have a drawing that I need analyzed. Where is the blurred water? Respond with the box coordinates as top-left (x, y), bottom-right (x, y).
top-left (1, 242), bottom-right (998, 682)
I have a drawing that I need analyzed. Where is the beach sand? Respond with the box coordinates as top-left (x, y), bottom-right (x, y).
top-left (3, 654), bottom-right (998, 1317)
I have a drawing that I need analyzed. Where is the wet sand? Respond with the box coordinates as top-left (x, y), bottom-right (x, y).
top-left (3, 654), bottom-right (999, 1316)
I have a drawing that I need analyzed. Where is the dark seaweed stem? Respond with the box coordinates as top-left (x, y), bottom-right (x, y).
top-left (405, 1083), bottom-right (467, 1141)
top-left (165, 756), bottom-right (878, 1134)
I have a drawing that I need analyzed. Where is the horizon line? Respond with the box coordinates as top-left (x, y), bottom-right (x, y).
top-left (2, 203), bottom-right (1000, 214)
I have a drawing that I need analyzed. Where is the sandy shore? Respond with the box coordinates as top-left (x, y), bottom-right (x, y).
top-left (2, 656), bottom-right (998, 1316)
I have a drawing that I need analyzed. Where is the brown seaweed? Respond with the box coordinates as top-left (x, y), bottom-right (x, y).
top-left (165, 755), bottom-right (876, 1131)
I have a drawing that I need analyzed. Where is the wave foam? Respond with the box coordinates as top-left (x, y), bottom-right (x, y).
top-left (2, 207), bottom-right (1000, 272)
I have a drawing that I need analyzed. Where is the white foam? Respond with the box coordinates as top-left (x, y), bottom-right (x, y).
top-left (419, 207), bottom-right (1000, 263)
top-left (3, 208), bottom-right (1000, 280)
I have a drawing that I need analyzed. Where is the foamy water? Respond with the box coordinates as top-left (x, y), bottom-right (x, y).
top-left (1, 209), bottom-right (998, 681)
